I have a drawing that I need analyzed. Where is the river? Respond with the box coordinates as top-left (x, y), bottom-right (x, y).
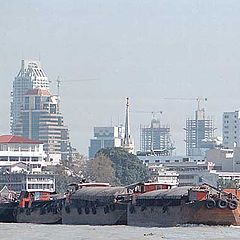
top-left (0, 223), bottom-right (239, 240)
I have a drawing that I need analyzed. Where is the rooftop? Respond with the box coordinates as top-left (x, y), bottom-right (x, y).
top-left (0, 135), bottom-right (42, 144)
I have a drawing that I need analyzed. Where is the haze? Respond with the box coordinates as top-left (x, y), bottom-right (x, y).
top-left (1, 0), bottom-right (240, 155)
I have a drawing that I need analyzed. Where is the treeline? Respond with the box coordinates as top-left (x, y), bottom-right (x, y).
top-left (52, 147), bottom-right (150, 193)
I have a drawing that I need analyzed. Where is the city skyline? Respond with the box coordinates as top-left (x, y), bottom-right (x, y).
top-left (1, 1), bottom-right (240, 155)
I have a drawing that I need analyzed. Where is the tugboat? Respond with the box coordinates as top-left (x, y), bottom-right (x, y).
top-left (16, 191), bottom-right (64, 224)
top-left (62, 182), bottom-right (130, 225)
top-left (127, 184), bottom-right (240, 227)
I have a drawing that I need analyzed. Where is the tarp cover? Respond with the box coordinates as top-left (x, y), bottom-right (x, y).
top-left (70, 187), bottom-right (127, 202)
top-left (137, 186), bottom-right (192, 200)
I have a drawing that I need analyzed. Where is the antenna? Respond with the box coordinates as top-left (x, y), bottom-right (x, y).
top-left (57, 76), bottom-right (61, 97)
top-left (56, 76), bottom-right (61, 113)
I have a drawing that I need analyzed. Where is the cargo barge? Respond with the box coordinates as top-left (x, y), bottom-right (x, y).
top-left (127, 184), bottom-right (240, 227)
top-left (62, 183), bottom-right (130, 225)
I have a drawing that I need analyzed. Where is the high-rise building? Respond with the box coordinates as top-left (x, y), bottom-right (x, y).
top-left (122, 97), bottom-right (134, 154)
top-left (14, 88), bottom-right (70, 165)
top-left (140, 118), bottom-right (172, 155)
top-left (185, 108), bottom-right (215, 156)
top-left (222, 111), bottom-right (240, 149)
top-left (11, 60), bottom-right (49, 134)
top-left (88, 126), bottom-right (124, 159)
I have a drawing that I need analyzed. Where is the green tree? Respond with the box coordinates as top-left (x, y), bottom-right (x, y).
top-left (96, 147), bottom-right (150, 186)
top-left (85, 154), bottom-right (117, 185)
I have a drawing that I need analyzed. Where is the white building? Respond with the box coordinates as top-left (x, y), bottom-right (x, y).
top-left (0, 135), bottom-right (46, 173)
top-left (223, 111), bottom-right (240, 149)
top-left (0, 172), bottom-right (55, 193)
top-left (148, 162), bottom-right (218, 187)
top-left (88, 126), bottom-right (124, 159)
top-left (11, 60), bottom-right (50, 134)
top-left (137, 153), bottom-right (206, 165)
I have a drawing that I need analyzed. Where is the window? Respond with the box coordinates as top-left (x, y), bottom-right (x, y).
top-left (0, 156), bottom-right (8, 161)
top-left (31, 157), bottom-right (39, 162)
top-left (9, 157), bottom-right (19, 161)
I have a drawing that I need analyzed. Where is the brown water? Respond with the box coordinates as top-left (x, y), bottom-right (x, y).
top-left (0, 223), bottom-right (239, 240)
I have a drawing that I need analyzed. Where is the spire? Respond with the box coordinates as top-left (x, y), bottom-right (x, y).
top-left (124, 97), bottom-right (130, 145)
top-left (123, 97), bottom-right (134, 154)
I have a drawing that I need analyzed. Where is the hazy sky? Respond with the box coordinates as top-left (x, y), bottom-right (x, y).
top-left (1, 0), bottom-right (240, 155)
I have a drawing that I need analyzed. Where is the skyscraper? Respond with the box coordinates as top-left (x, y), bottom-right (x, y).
top-left (140, 118), bottom-right (172, 155)
top-left (11, 60), bottom-right (49, 134)
top-left (185, 108), bottom-right (215, 156)
top-left (14, 88), bottom-right (70, 164)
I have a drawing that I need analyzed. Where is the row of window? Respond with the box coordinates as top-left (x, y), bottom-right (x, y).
top-left (0, 156), bottom-right (42, 162)
top-left (27, 184), bottom-right (54, 190)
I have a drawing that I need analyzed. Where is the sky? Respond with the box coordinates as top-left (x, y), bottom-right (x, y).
top-left (1, 0), bottom-right (240, 156)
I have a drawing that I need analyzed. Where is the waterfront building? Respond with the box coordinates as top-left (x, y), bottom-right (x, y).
top-left (140, 118), bottom-right (172, 155)
top-left (0, 135), bottom-right (46, 173)
top-left (14, 88), bottom-right (70, 165)
top-left (137, 152), bottom-right (206, 165)
top-left (185, 108), bottom-right (215, 156)
top-left (11, 60), bottom-right (50, 134)
top-left (0, 171), bottom-right (55, 193)
top-left (88, 126), bottom-right (124, 159)
top-left (122, 97), bottom-right (134, 154)
top-left (222, 111), bottom-right (240, 149)
top-left (148, 162), bottom-right (218, 187)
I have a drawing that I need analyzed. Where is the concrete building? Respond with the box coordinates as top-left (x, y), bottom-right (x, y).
top-left (222, 111), bottom-right (240, 149)
top-left (88, 126), bottom-right (124, 159)
top-left (206, 147), bottom-right (240, 172)
top-left (0, 135), bottom-right (46, 173)
top-left (0, 171), bottom-right (55, 193)
top-left (137, 153), bottom-right (206, 165)
top-left (11, 60), bottom-right (50, 134)
top-left (148, 162), bottom-right (218, 187)
top-left (140, 118), bottom-right (172, 154)
top-left (185, 108), bottom-right (215, 156)
top-left (15, 88), bottom-right (70, 165)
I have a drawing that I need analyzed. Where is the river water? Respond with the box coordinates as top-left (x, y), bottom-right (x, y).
top-left (0, 224), bottom-right (239, 240)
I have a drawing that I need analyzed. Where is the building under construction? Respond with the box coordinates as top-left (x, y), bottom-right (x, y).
top-left (140, 118), bottom-right (173, 156)
top-left (185, 108), bottom-right (215, 156)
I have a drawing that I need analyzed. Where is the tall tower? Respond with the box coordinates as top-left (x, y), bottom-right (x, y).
top-left (185, 107), bottom-right (214, 156)
top-left (123, 97), bottom-right (134, 154)
top-left (15, 88), bottom-right (70, 165)
top-left (11, 60), bottom-right (49, 134)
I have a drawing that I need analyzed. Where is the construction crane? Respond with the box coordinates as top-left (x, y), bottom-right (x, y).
top-left (159, 97), bottom-right (208, 111)
top-left (131, 110), bottom-right (163, 119)
top-left (55, 76), bottom-right (98, 97)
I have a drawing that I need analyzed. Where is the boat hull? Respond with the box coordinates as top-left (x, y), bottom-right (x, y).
top-left (62, 204), bottom-right (127, 225)
top-left (16, 200), bottom-right (63, 224)
top-left (0, 202), bottom-right (18, 223)
top-left (127, 201), bottom-right (240, 227)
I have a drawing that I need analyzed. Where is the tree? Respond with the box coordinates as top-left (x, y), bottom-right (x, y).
top-left (50, 154), bottom-right (87, 193)
top-left (85, 154), bottom-right (117, 185)
top-left (96, 147), bottom-right (150, 186)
